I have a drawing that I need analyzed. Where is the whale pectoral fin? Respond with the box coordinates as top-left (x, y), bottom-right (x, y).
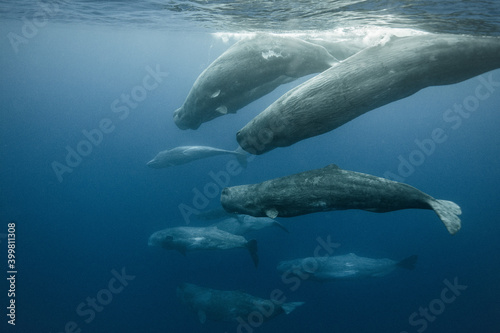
top-left (215, 105), bottom-right (228, 114)
top-left (428, 199), bottom-right (462, 235)
top-left (197, 310), bottom-right (207, 324)
top-left (265, 208), bottom-right (279, 219)
top-left (176, 247), bottom-right (187, 256)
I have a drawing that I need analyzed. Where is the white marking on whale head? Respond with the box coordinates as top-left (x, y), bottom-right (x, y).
top-left (313, 200), bottom-right (327, 208)
top-left (262, 50), bottom-right (283, 59)
top-left (210, 89), bottom-right (221, 98)
top-left (192, 237), bottom-right (204, 243)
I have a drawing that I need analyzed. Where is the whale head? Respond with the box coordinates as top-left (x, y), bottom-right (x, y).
top-left (146, 150), bottom-right (174, 169)
top-left (148, 230), bottom-right (174, 248)
top-left (173, 106), bottom-right (190, 130)
top-left (221, 186), bottom-right (266, 217)
top-left (146, 158), bottom-right (162, 168)
top-left (173, 106), bottom-right (203, 130)
top-left (147, 232), bottom-right (160, 247)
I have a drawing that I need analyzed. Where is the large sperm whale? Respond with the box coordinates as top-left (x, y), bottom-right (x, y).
top-left (220, 164), bottom-right (462, 235)
top-left (173, 34), bottom-right (337, 130)
top-left (236, 34), bottom-right (500, 154)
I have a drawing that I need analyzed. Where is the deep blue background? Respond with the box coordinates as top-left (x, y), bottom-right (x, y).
top-left (1, 20), bottom-right (500, 333)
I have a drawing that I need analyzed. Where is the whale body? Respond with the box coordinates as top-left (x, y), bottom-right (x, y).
top-left (177, 282), bottom-right (304, 324)
top-left (220, 164), bottom-right (462, 235)
top-left (148, 226), bottom-right (258, 266)
top-left (173, 34), bottom-right (337, 130)
top-left (147, 145), bottom-right (247, 168)
top-left (277, 253), bottom-right (418, 281)
top-left (236, 34), bottom-right (500, 154)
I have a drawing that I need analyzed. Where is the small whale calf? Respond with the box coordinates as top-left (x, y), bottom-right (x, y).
top-left (148, 226), bottom-right (258, 267)
top-left (146, 145), bottom-right (247, 168)
top-left (173, 34), bottom-right (337, 130)
top-left (211, 214), bottom-right (289, 235)
top-left (236, 34), bottom-right (500, 154)
top-left (177, 282), bottom-right (304, 324)
top-left (277, 253), bottom-right (418, 281)
top-left (221, 164), bottom-right (462, 234)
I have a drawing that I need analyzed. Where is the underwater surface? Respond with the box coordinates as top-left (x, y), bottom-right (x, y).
top-left (1, 1), bottom-right (500, 332)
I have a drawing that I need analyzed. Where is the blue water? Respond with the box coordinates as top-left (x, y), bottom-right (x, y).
top-left (1, 1), bottom-right (500, 332)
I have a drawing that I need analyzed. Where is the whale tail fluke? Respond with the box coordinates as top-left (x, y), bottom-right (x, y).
top-left (429, 199), bottom-right (462, 235)
top-left (397, 255), bottom-right (418, 270)
top-left (246, 239), bottom-right (259, 268)
top-left (281, 301), bottom-right (305, 315)
top-left (234, 146), bottom-right (248, 168)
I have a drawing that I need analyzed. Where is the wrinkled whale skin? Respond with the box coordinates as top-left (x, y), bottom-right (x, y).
top-left (221, 164), bottom-right (461, 234)
top-left (173, 34), bottom-right (337, 130)
top-left (237, 34), bottom-right (500, 154)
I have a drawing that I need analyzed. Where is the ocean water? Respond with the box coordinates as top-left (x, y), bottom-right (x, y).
top-left (1, 1), bottom-right (500, 332)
